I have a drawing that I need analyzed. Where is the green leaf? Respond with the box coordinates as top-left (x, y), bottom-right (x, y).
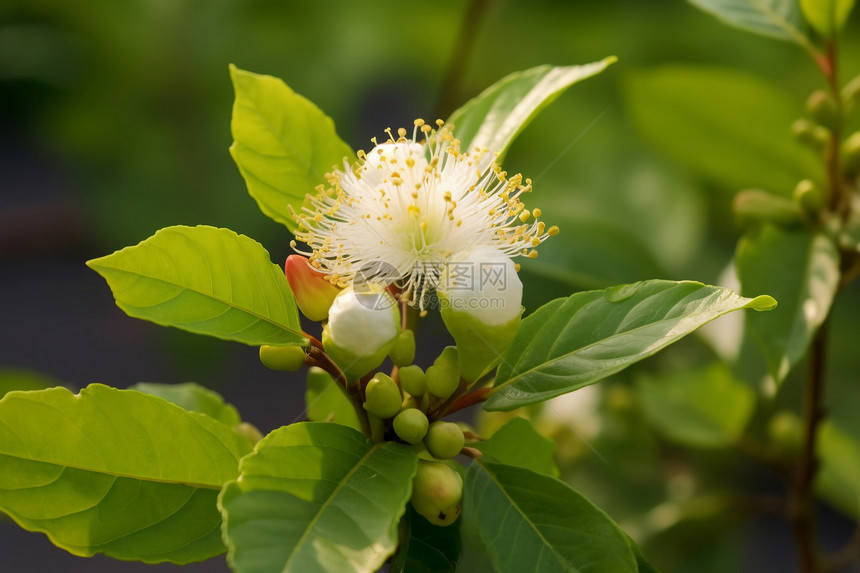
top-left (816, 421), bottom-right (860, 518)
top-left (471, 417), bottom-right (558, 477)
top-left (304, 366), bottom-right (362, 431)
top-left (800, 0), bottom-right (855, 36)
top-left (130, 382), bottom-right (242, 426)
top-left (219, 422), bottom-right (418, 573)
top-left (0, 368), bottom-right (65, 397)
top-left (624, 66), bottom-right (820, 194)
top-left (687, 0), bottom-right (809, 42)
top-left (229, 64), bottom-right (354, 231)
top-left (736, 225), bottom-right (839, 384)
top-left (489, 280), bottom-right (776, 411)
top-left (0, 384), bottom-right (251, 563)
top-left (463, 461), bottom-right (638, 573)
top-left (636, 363), bottom-right (756, 448)
top-left (391, 505), bottom-right (461, 573)
top-left (87, 225), bottom-right (307, 346)
top-left (446, 58), bottom-right (616, 168)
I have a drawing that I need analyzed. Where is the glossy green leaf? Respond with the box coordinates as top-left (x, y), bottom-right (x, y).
top-left (687, 0), bottom-right (809, 42)
top-left (816, 421), bottom-right (860, 518)
top-left (229, 64), bottom-right (354, 231)
top-left (463, 461), bottom-right (638, 573)
top-left (800, 0), bottom-right (855, 36)
top-left (471, 417), bottom-right (558, 477)
top-left (219, 422), bottom-right (418, 573)
top-left (130, 382), bottom-right (242, 426)
top-left (625, 66), bottom-right (820, 194)
top-left (736, 225), bottom-right (839, 384)
top-left (446, 58), bottom-right (616, 169)
top-left (489, 280), bottom-right (776, 411)
top-left (636, 363), bottom-right (756, 448)
top-left (87, 225), bottom-right (306, 346)
top-left (304, 366), bottom-right (362, 430)
top-left (391, 505), bottom-right (461, 573)
top-left (0, 384), bottom-right (251, 563)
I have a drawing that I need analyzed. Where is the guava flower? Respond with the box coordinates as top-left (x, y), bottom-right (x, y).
top-left (290, 119), bottom-right (557, 313)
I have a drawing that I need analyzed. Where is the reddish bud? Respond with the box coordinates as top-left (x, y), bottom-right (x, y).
top-left (285, 255), bottom-right (341, 321)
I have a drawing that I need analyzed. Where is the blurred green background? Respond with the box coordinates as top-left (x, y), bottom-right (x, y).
top-left (2, 0), bottom-right (859, 571)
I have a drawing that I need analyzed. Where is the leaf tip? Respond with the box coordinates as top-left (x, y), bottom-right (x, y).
top-left (746, 294), bottom-right (778, 311)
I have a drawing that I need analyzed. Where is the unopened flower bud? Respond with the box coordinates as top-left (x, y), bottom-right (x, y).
top-left (259, 344), bottom-right (306, 371)
top-left (439, 247), bottom-right (523, 381)
top-left (426, 346), bottom-right (459, 399)
top-left (390, 330), bottom-right (416, 367)
top-left (285, 254), bottom-right (342, 321)
top-left (322, 286), bottom-right (400, 381)
top-left (806, 90), bottom-right (840, 130)
top-left (793, 180), bottom-right (823, 216)
top-left (363, 373), bottom-right (402, 419)
top-left (410, 460), bottom-right (463, 526)
top-left (393, 408), bottom-right (429, 444)
top-left (398, 365), bottom-right (426, 397)
top-left (732, 189), bottom-right (805, 227)
top-left (424, 421), bottom-right (465, 459)
top-left (792, 118), bottom-right (830, 150)
top-left (842, 132), bottom-right (860, 176)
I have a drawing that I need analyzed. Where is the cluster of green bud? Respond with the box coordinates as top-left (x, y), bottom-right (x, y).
top-left (410, 460), bottom-right (463, 526)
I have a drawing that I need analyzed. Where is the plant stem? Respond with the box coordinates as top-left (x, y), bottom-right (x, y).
top-left (306, 346), bottom-right (372, 436)
top-left (791, 321), bottom-right (829, 573)
top-left (439, 386), bottom-right (492, 418)
top-left (435, 0), bottom-right (495, 119)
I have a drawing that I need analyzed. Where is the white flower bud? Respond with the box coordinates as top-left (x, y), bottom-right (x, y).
top-left (323, 285), bottom-right (400, 381)
top-left (440, 246), bottom-right (523, 325)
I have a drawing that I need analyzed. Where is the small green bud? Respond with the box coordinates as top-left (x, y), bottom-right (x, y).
top-left (424, 421), bottom-right (465, 459)
top-left (842, 132), bottom-right (860, 176)
top-left (393, 408), bottom-right (429, 444)
top-left (768, 411), bottom-right (803, 452)
top-left (363, 373), bottom-right (402, 419)
top-left (259, 344), bottom-right (306, 371)
top-left (426, 347), bottom-right (459, 399)
top-left (390, 330), bottom-right (416, 367)
top-left (732, 189), bottom-right (804, 227)
top-left (792, 118), bottom-right (830, 149)
top-left (806, 90), bottom-right (840, 130)
top-left (793, 180), bottom-right (823, 215)
top-left (398, 365), bottom-right (426, 397)
top-left (842, 75), bottom-right (860, 114)
top-left (410, 460), bottom-right (463, 526)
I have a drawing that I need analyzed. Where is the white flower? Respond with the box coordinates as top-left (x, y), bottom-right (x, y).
top-left (291, 120), bottom-right (557, 314)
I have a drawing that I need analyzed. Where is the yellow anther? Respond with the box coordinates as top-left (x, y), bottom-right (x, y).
top-left (414, 118), bottom-right (425, 127)
top-left (532, 208), bottom-right (542, 218)
top-left (527, 250), bottom-right (539, 258)
top-left (514, 263), bottom-right (521, 272)
top-left (548, 226), bottom-right (559, 236)
top-left (519, 210), bottom-right (531, 223)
